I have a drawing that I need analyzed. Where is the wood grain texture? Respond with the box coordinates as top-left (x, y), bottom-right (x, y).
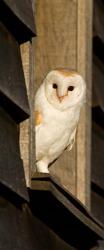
top-left (20, 39), bottom-right (35, 187)
top-left (20, 42), bottom-right (30, 187)
top-left (28, 38), bottom-right (36, 178)
top-left (20, 1), bottom-right (35, 187)
top-left (76, 0), bottom-right (93, 207)
top-left (34, 0), bottom-right (77, 196)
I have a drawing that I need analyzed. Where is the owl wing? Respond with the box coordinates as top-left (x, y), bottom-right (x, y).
top-left (66, 127), bottom-right (77, 151)
top-left (35, 110), bottom-right (43, 126)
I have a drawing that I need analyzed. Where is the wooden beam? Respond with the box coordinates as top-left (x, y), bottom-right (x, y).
top-left (94, 0), bottom-right (104, 44)
top-left (20, 1), bottom-right (36, 187)
top-left (76, 0), bottom-right (93, 208)
top-left (0, 0), bottom-right (35, 43)
top-left (20, 42), bottom-right (30, 187)
top-left (31, 173), bottom-right (104, 250)
top-left (92, 55), bottom-right (104, 110)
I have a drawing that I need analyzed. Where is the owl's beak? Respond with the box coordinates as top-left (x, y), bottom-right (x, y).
top-left (58, 94), bottom-right (67, 102)
top-left (59, 96), bottom-right (65, 102)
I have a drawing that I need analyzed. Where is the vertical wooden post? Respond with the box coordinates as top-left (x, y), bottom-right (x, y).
top-left (20, 42), bottom-right (30, 187)
top-left (76, 0), bottom-right (93, 208)
top-left (20, 0), bottom-right (36, 187)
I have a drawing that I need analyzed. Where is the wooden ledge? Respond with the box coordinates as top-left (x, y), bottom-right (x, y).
top-left (30, 173), bottom-right (104, 249)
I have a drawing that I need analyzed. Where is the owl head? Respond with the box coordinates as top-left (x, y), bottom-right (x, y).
top-left (44, 69), bottom-right (86, 111)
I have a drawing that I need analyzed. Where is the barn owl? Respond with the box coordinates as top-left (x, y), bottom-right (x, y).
top-left (35, 69), bottom-right (86, 173)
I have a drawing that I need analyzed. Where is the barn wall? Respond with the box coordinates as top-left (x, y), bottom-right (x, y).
top-left (20, 0), bottom-right (93, 208)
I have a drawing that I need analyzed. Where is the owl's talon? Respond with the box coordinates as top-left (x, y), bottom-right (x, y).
top-left (36, 161), bottom-right (49, 173)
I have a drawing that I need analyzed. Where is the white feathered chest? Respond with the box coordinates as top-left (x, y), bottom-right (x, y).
top-left (35, 69), bottom-right (86, 173)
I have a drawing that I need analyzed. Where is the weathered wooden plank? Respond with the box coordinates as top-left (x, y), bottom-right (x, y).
top-left (91, 189), bottom-right (104, 225)
top-left (20, 40), bottom-right (35, 187)
top-left (20, 1), bottom-right (36, 187)
top-left (31, 174), bottom-right (104, 249)
top-left (76, 0), bottom-right (93, 207)
top-left (28, 38), bottom-right (36, 175)
top-left (0, 23), bottom-right (30, 122)
top-left (0, 107), bottom-right (28, 200)
top-left (20, 42), bottom-right (30, 187)
top-left (0, 0), bottom-right (35, 43)
top-left (92, 55), bottom-right (104, 110)
top-left (94, 0), bottom-right (104, 43)
top-left (91, 122), bottom-right (104, 191)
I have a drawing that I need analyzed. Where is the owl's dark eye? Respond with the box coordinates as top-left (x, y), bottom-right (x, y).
top-left (53, 83), bottom-right (58, 89)
top-left (68, 86), bottom-right (74, 91)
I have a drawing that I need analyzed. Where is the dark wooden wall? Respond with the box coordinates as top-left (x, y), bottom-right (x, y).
top-left (0, 188), bottom-right (75, 250)
top-left (91, 0), bottom-right (104, 248)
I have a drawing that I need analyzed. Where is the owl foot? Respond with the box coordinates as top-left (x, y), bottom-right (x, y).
top-left (36, 160), bottom-right (49, 173)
